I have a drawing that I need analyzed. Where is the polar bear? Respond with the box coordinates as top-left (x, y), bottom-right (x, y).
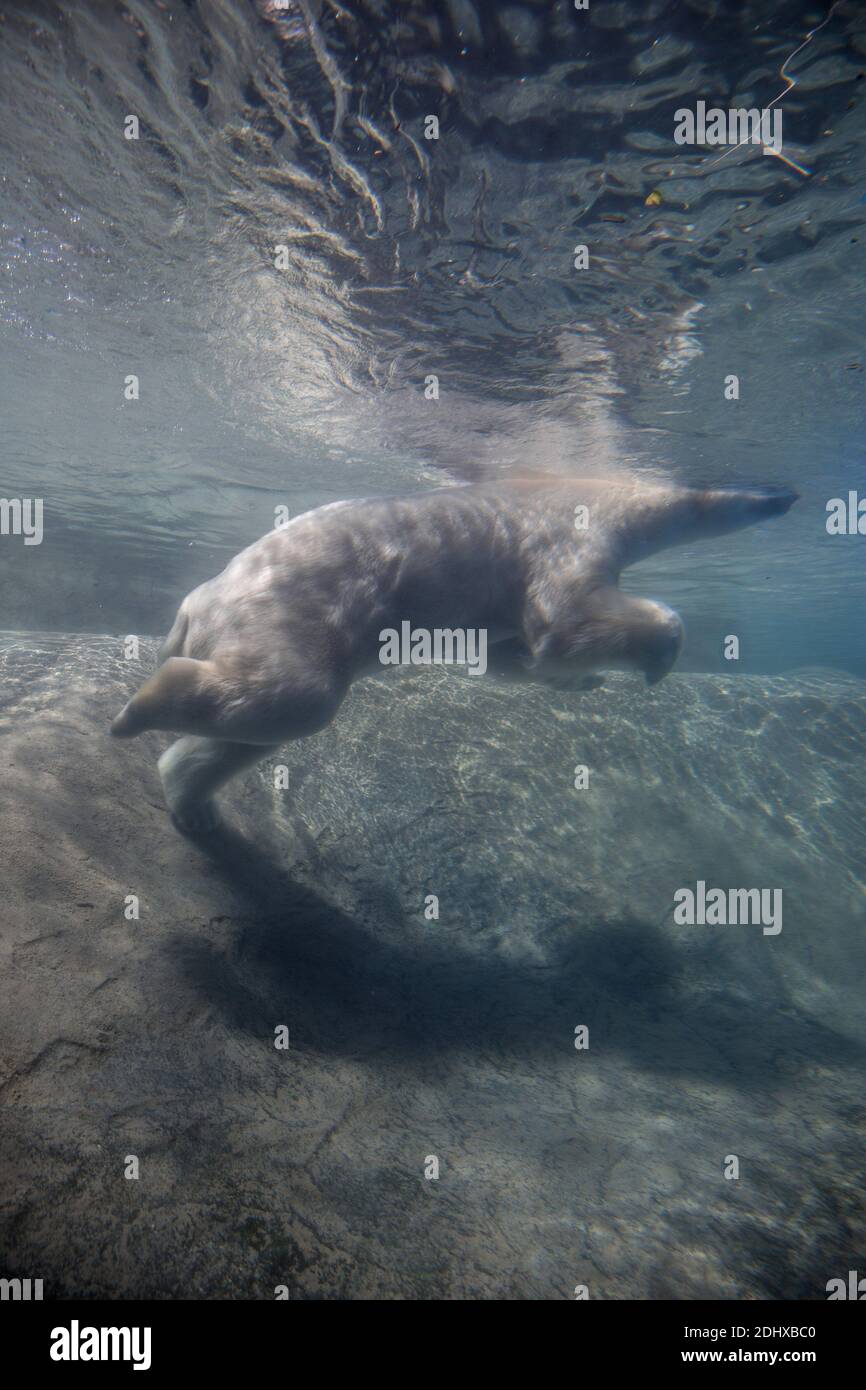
top-left (110, 477), bottom-right (797, 832)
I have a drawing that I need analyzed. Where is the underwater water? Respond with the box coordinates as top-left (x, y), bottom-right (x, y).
top-left (0, 0), bottom-right (865, 1306)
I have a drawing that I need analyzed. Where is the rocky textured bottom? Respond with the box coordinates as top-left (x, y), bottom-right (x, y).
top-left (0, 632), bottom-right (864, 1299)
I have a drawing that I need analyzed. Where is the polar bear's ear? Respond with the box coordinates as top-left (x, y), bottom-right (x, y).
top-left (110, 657), bottom-right (218, 738)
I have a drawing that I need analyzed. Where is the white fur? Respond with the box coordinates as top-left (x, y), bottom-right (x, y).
top-left (112, 478), bottom-right (795, 832)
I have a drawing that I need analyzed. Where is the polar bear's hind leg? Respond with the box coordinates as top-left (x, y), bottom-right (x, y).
top-left (157, 737), bottom-right (278, 834)
top-left (111, 651), bottom-right (347, 833)
top-left (110, 657), bottom-right (221, 739)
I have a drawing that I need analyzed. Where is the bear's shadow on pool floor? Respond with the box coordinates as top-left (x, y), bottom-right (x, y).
top-left (168, 820), bottom-right (865, 1089)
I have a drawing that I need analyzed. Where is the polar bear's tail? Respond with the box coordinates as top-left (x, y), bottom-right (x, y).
top-left (158, 606), bottom-right (189, 663)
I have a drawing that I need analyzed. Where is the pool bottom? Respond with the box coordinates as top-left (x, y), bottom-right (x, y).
top-left (0, 633), bottom-right (863, 1299)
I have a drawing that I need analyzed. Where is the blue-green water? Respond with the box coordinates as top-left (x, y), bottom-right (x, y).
top-left (2, 0), bottom-right (864, 670)
top-left (0, 0), bottom-right (864, 1303)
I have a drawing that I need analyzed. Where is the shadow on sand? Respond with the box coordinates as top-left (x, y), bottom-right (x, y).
top-left (168, 821), bottom-right (866, 1090)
